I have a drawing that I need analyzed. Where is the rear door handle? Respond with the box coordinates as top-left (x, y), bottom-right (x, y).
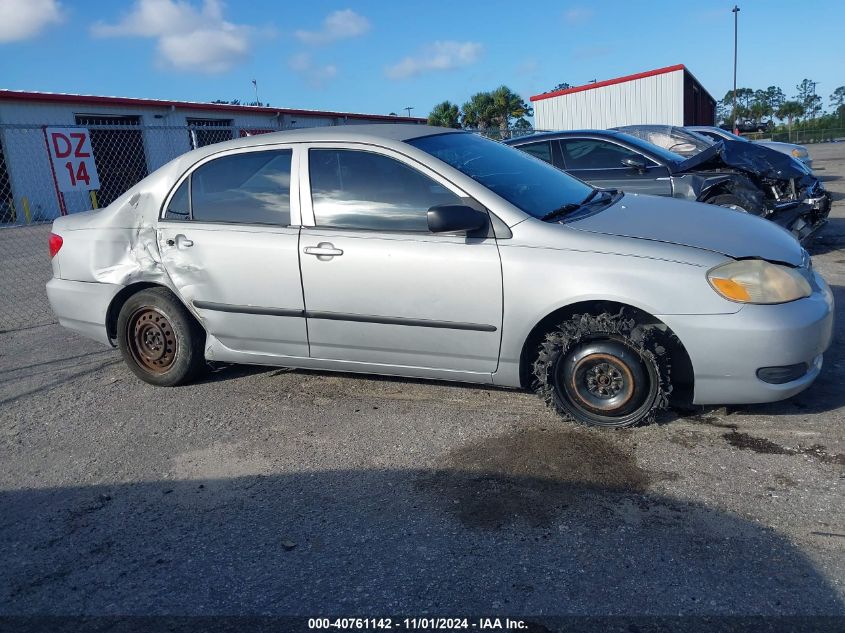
top-left (304, 242), bottom-right (343, 260)
top-left (166, 234), bottom-right (194, 248)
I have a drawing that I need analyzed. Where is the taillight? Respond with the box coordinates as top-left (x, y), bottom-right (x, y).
top-left (49, 233), bottom-right (63, 259)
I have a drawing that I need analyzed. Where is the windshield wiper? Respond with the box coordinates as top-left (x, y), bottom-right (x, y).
top-left (541, 203), bottom-right (582, 222)
top-left (541, 188), bottom-right (611, 222)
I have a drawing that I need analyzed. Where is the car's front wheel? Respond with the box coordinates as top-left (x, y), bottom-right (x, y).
top-left (117, 287), bottom-right (206, 386)
top-left (533, 311), bottom-right (672, 427)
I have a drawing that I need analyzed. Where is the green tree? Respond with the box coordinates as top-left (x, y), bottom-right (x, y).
top-left (721, 88), bottom-right (754, 126)
top-left (512, 117), bottom-right (533, 136)
top-left (830, 86), bottom-right (845, 120)
top-left (427, 101), bottom-right (462, 128)
top-left (750, 90), bottom-right (772, 123)
top-left (490, 85), bottom-right (533, 139)
top-left (776, 100), bottom-right (805, 136)
top-left (723, 88), bottom-right (754, 109)
top-left (461, 92), bottom-right (496, 132)
top-left (763, 86), bottom-right (785, 114)
top-left (795, 79), bottom-right (822, 119)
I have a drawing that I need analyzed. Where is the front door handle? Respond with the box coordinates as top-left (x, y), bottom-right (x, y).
top-left (304, 242), bottom-right (343, 260)
top-left (166, 234), bottom-right (194, 248)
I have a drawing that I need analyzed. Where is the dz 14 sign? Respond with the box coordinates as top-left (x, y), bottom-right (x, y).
top-left (46, 127), bottom-right (101, 192)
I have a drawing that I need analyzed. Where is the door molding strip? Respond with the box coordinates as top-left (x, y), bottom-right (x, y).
top-left (193, 301), bottom-right (497, 332)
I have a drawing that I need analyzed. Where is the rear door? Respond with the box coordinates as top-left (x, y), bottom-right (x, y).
top-left (158, 145), bottom-right (308, 358)
top-left (559, 137), bottom-right (672, 196)
top-left (297, 144), bottom-right (503, 375)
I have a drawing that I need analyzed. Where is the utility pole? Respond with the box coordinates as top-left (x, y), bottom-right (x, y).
top-left (404, 106), bottom-right (414, 118)
top-left (252, 79), bottom-right (260, 106)
top-left (732, 5), bottom-right (740, 133)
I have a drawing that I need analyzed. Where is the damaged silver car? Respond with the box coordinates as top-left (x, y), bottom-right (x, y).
top-left (46, 125), bottom-right (834, 427)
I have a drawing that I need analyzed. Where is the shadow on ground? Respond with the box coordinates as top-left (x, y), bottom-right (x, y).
top-left (1, 426), bottom-right (842, 616)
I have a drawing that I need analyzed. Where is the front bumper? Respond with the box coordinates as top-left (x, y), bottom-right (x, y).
top-left (660, 272), bottom-right (834, 405)
top-left (46, 278), bottom-right (123, 345)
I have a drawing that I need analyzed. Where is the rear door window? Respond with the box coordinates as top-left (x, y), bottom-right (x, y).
top-left (190, 150), bottom-right (293, 225)
top-left (560, 139), bottom-right (652, 170)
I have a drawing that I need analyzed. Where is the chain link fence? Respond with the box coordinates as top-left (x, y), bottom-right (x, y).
top-left (0, 223), bottom-right (54, 332)
top-left (744, 128), bottom-right (845, 144)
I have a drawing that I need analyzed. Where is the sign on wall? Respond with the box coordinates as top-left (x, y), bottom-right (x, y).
top-left (45, 127), bottom-right (101, 192)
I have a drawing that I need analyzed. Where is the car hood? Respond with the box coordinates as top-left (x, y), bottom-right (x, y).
top-left (677, 139), bottom-right (807, 180)
top-left (566, 193), bottom-right (804, 266)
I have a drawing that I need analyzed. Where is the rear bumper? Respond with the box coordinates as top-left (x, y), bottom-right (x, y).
top-left (46, 278), bottom-right (122, 345)
top-left (660, 273), bottom-right (834, 405)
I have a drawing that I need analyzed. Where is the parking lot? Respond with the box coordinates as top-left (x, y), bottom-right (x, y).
top-left (1, 144), bottom-right (843, 620)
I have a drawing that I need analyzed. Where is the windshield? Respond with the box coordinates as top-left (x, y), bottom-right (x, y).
top-left (617, 125), bottom-right (714, 158)
top-left (406, 132), bottom-right (594, 220)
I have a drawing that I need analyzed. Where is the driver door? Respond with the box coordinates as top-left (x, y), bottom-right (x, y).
top-left (297, 144), bottom-right (503, 375)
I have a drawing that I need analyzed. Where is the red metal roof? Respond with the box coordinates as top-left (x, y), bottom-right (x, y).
top-left (530, 64), bottom-right (687, 102)
top-left (0, 89), bottom-right (426, 123)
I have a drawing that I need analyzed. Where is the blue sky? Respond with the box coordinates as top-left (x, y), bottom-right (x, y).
top-left (0, 0), bottom-right (842, 119)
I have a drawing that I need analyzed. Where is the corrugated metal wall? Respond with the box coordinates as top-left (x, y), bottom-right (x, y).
top-left (534, 69), bottom-right (685, 130)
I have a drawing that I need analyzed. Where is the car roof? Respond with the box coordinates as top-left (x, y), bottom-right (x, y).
top-left (219, 123), bottom-right (452, 147)
top-left (169, 123), bottom-right (458, 166)
top-left (505, 129), bottom-right (629, 144)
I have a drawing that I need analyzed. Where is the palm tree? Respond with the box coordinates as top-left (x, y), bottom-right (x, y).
top-left (461, 92), bottom-right (495, 133)
top-left (490, 86), bottom-right (533, 139)
top-left (427, 101), bottom-right (461, 128)
top-left (776, 100), bottom-right (805, 140)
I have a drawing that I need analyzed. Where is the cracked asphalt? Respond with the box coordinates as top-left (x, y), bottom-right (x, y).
top-left (0, 144), bottom-right (843, 620)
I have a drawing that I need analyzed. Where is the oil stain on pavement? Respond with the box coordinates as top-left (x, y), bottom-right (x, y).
top-left (415, 426), bottom-right (654, 529)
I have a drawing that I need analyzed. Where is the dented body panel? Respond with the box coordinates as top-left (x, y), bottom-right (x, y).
top-left (47, 124), bottom-right (834, 407)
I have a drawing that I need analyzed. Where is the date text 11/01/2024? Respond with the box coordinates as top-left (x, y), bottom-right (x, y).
top-left (308, 618), bottom-right (529, 630)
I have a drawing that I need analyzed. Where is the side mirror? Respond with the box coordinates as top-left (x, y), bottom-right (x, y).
top-left (427, 205), bottom-right (488, 234)
top-left (621, 156), bottom-right (648, 172)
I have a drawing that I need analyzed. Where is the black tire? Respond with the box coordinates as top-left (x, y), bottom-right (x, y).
top-left (117, 287), bottom-right (206, 387)
top-left (532, 311), bottom-right (672, 428)
top-left (707, 193), bottom-right (749, 213)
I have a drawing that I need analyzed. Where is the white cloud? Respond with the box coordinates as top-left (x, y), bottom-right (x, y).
top-left (295, 9), bottom-right (370, 45)
top-left (0, 0), bottom-right (63, 43)
top-left (386, 41), bottom-right (483, 80)
top-left (288, 53), bottom-right (337, 88)
top-left (91, 0), bottom-right (254, 73)
top-left (563, 7), bottom-right (593, 24)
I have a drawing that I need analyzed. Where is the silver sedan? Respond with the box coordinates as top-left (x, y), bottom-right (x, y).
top-left (46, 125), bottom-right (834, 427)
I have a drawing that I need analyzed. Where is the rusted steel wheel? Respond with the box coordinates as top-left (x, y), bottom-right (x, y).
top-left (127, 307), bottom-right (178, 374)
top-left (117, 287), bottom-right (205, 387)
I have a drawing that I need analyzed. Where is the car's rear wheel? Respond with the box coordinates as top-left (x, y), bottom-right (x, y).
top-left (708, 193), bottom-right (749, 213)
top-left (117, 288), bottom-right (205, 386)
top-left (533, 311), bottom-right (671, 428)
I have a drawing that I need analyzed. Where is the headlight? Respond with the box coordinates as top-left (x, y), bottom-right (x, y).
top-left (791, 148), bottom-right (808, 158)
top-left (707, 259), bottom-right (812, 304)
